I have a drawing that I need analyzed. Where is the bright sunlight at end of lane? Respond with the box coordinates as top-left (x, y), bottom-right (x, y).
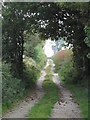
top-left (43, 39), bottom-right (55, 58)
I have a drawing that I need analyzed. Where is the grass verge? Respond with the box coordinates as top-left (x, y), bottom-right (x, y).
top-left (0, 104), bottom-right (2, 117)
top-left (64, 83), bottom-right (88, 118)
top-left (2, 89), bottom-right (29, 114)
top-left (28, 63), bottom-right (59, 119)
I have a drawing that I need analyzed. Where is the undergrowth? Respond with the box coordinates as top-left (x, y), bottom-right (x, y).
top-left (2, 57), bottom-right (41, 114)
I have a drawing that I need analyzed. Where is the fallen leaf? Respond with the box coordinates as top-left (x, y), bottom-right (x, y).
top-left (30, 97), bottom-right (34, 100)
top-left (58, 101), bottom-right (61, 105)
top-left (60, 99), bottom-right (64, 103)
top-left (70, 95), bottom-right (72, 97)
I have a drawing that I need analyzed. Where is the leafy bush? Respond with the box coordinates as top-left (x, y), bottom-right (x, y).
top-left (60, 61), bottom-right (79, 83)
top-left (2, 62), bottom-right (25, 111)
top-left (34, 44), bottom-right (47, 69)
top-left (2, 39), bottom-right (47, 112)
top-left (53, 49), bottom-right (79, 83)
top-left (45, 62), bottom-right (53, 81)
top-left (24, 33), bottom-right (47, 68)
top-left (23, 57), bottom-right (41, 88)
top-left (2, 57), bottom-right (41, 111)
top-left (53, 49), bottom-right (72, 72)
top-left (24, 33), bottom-right (41, 58)
top-left (84, 26), bottom-right (90, 59)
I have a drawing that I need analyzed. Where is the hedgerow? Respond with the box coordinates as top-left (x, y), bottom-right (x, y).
top-left (2, 62), bottom-right (25, 112)
top-left (2, 57), bottom-right (41, 112)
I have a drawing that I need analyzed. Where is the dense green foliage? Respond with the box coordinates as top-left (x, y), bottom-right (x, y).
top-left (24, 33), bottom-right (41, 58)
top-left (53, 49), bottom-right (88, 85)
top-left (61, 3), bottom-right (90, 81)
top-left (29, 62), bottom-right (59, 119)
top-left (23, 57), bottom-right (40, 88)
top-left (24, 33), bottom-right (47, 68)
top-left (2, 48), bottom-right (46, 112)
top-left (84, 26), bottom-right (90, 59)
top-left (53, 50), bottom-right (72, 71)
top-left (2, 62), bottom-right (25, 112)
top-left (60, 61), bottom-right (78, 83)
top-left (34, 44), bottom-right (47, 69)
top-left (2, 2), bottom-right (90, 82)
top-left (2, 3), bottom-right (47, 111)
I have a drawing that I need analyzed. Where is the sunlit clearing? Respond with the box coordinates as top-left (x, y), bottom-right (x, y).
top-left (43, 39), bottom-right (55, 58)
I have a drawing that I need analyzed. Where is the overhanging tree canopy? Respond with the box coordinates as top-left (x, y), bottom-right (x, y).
top-left (2, 2), bottom-right (90, 79)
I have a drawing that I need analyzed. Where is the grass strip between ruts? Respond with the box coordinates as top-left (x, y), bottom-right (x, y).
top-left (28, 64), bottom-right (59, 119)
